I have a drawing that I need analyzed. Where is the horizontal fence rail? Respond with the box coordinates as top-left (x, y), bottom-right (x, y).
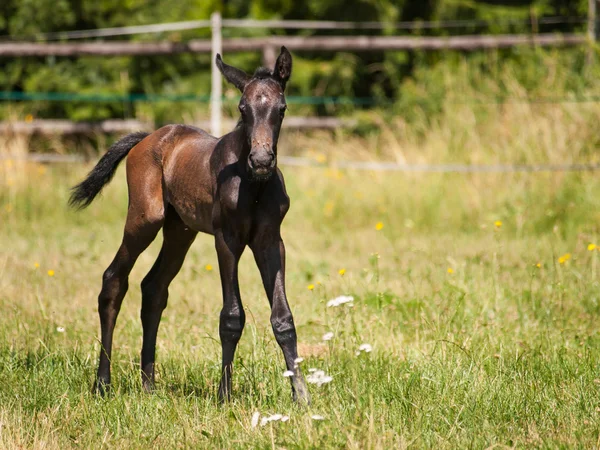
top-left (0, 118), bottom-right (357, 135)
top-left (0, 119), bottom-right (147, 134)
top-left (2, 153), bottom-right (599, 174)
top-left (0, 33), bottom-right (587, 57)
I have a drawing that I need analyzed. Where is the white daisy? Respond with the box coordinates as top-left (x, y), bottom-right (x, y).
top-left (306, 370), bottom-right (333, 386)
top-left (326, 295), bottom-right (354, 307)
top-left (358, 343), bottom-right (372, 353)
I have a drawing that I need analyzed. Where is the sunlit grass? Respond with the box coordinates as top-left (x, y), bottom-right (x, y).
top-left (1, 160), bottom-right (600, 447)
top-left (2, 50), bottom-right (600, 447)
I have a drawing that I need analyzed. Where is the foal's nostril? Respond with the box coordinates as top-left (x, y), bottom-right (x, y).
top-left (250, 151), bottom-right (275, 170)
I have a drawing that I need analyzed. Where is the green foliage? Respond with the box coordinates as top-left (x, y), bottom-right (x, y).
top-left (0, 0), bottom-right (594, 123)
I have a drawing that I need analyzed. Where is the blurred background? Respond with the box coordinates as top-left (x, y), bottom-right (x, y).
top-left (0, 0), bottom-right (597, 164)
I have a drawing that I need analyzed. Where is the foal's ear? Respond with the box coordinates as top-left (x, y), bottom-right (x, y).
top-left (273, 46), bottom-right (292, 89)
top-left (216, 54), bottom-right (250, 92)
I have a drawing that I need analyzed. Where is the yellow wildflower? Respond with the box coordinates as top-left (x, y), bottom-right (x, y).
top-left (535, 263), bottom-right (541, 268)
top-left (307, 284), bottom-right (315, 291)
top-left (494, 220), bottom-right (502, 228)
top-left (558, 253), bottom-right (571, 264)
top-left (588, 244), bottom-right (597, 251)
top-left (47, 270), bottom-right (55, 277)
top-left (325, 169), bottom-right (343, 180)
top-left (338, 268), bottom-right (346, 276)
top-left (34, 262), bottom-right (40, 269)
top-left (314, 153), bottom-right (326, 164)
top-left (323, 201), bottom-right (334, 216)
top-left (25, 114), bottom-right (34, 123)
top-left (375, 222), bottom-right (384, 231)
top-left (447, 268), bottom-right (454, 274)
top-left (205, 264), bottom-right (213, 271)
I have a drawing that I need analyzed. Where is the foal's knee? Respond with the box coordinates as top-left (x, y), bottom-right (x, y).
top-left (219, 309), bottom-right (246, 343)
top-left (270, 313), bottom-right (296, 345)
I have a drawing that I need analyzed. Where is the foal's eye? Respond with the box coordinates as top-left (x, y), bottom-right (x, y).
top-left (279, 105), bottom-right (287, 116)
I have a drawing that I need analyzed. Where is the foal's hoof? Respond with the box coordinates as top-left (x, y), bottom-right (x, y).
top-left (142, 380), bottom-right (155, 393)
top-left (94, 379), bottom-right (111, 397)
top-left (293, 385), bottom-right (311, 406)
top-left (217, 388), bottom-right (231, 405)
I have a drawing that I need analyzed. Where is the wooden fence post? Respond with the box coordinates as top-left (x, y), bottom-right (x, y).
top-left (262, 45), bottom-right (277, 68)
top-left (210, 12), bottom-right (222, 137)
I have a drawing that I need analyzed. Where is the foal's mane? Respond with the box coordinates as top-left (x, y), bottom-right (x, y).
top-left (253, 67), bottom-right (273, 79)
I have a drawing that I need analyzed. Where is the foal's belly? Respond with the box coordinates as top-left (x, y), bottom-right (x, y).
top-left (171, 195), bottom-right (214, 235)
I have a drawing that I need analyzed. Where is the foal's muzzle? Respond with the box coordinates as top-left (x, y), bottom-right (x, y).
top-left (248, 150), bottom-right (276, 180)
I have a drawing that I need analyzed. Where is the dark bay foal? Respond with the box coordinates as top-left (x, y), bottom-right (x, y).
top-left (69, 47), bottom-right (309, 404)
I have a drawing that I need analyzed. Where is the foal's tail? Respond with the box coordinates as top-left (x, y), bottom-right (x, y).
top-left (69, 131), bottom-right (150, 209)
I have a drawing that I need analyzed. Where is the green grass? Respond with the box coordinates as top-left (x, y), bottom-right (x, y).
top-left (1, 161), bottom-right (600, 448)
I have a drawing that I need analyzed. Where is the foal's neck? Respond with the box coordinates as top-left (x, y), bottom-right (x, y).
top-left (222, 123), bottom-right (251, 161)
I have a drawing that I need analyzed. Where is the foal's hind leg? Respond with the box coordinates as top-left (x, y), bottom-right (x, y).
top-left (95, 179), bottom-right (165, 394)
top-left (96, 215), bottom-right (163, 394)
top-left (140, 207), bottom-right (197, 391)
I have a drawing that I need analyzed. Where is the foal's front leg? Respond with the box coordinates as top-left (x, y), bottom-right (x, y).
top-left (215, 229), bottom-right (246, 403)
top-left (251, 235), bottom-right (310, 404)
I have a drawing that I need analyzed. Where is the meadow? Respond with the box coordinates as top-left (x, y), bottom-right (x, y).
top-left (2, 93), bottom-right (600, 448)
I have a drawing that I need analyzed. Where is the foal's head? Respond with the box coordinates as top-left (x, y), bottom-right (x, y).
top-left (216, 46), bottom-right (292, 181)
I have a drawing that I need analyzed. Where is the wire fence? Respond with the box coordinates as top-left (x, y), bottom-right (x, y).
top-left (4, 91), bottom-right (600, 106)
top-left (0, 16), bottom-right (591, 41)
top-left (278, 158), bottom-right (600, 173)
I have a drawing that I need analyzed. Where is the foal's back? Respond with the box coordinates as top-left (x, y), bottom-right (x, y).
top-left (126, 124), bottom-right (219, 235)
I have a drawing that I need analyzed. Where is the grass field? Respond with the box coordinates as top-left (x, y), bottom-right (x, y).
top-left (1, 150), bottom-right (600, 449)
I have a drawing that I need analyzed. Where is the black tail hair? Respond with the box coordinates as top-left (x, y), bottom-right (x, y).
top-left (69, 131), bottom-right (150, 209)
